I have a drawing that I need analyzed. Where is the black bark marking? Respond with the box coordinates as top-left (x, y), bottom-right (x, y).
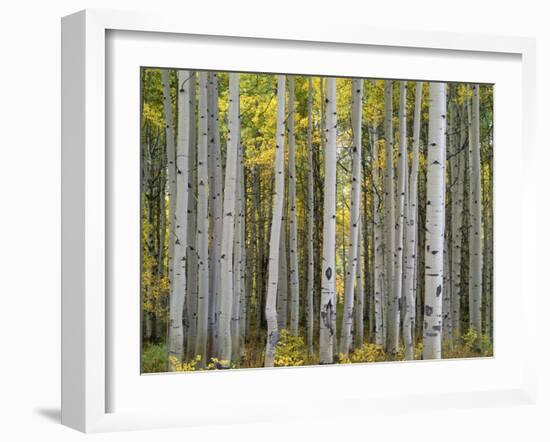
top-left (425, 305), bottom-right (433, 316)
top-left (436, 285), bottom-right (442, 297)
top-left (325, 267), bottom-right (332, 281)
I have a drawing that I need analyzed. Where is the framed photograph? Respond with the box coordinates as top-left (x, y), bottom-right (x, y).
top-left (61, 9), bottom-right (536, 433)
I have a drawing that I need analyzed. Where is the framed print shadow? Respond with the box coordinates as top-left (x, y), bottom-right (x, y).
top-left (61, 9), bottom-right (536, 433)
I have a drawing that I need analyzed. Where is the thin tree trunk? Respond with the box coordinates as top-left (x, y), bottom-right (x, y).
top-left (287, 76), bottom-right (300, 336)
top-left (264, 75), bottom-right (286, 367)
top-left (372, 125), bottom-right (385, 347)
top-left (186, 72), bottom-right (198, 358)
top-left (219, 73), bottom-right (240, 366)
top-left (167, 70), bottom-right (192, 369)
top-left (422, 82), bottom-right (447, 360)
top-left (469, 84), bottom-right (483, 345)
top-left (355, 215), bottom-right (365, 347)
top-left (162, 69), bottom-right (177, 325)
top-left (383, 80), bottom-right (395, 352)
top-left (208, 73), bottom-right (222, 357)
top-left (339, 79), bottom-right (363, 356)
top-left (277, 217), bottom-right (288, 329)
top-left (388, 81), bottom-right (407, 355)
top-left (195, 72), bottom-right (210, 367)
top-left (403, 81), bottom-right (422, 360)
top-left (306, 78), bottom-right (315, 355)
top-left (451, 101), bottom-right (466, 342)
top-left (238, 138), bottom-right (247, 359)
top-left (319, 78), bottom-right (337, 364)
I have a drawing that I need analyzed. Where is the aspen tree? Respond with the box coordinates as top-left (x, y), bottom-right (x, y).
top-left (208, 73), bottom-right (223, 356)
top-left (287, 76), bottom-right (300, 336)
top-left (237, 136), bottom-right (247, 359)
top-left (372, 124), bottom-right (385, 347)
top-left (451, 102), bottom-right (466, 341)
top-left (306, 77), bottom-right (315, 355)
top-left (186, 72), bottom-right (198, 358)
top-left (469, 84), bottom-right (483, 344)
top-left (264, 75), bottom-right (286, 367)
top-left (319, 78), bottom-right (337, 364)
top-left (355, 216), bottom-right (365, 346)
top-left (387, 81), bottom-right (407, 355)
top-left (219, 73), bottom-right (240, 366)
top-left (403, 82), bottom-right (422, 360)
top-left (422, 82), bottom-right (447, 360)
top-left (195, 72), bottom-right (210, 367)
top-left (231, 113), bottom-right (244, 362)
top-left (162, 70), bottom-right (177, 311)
top-left (383, 81), bottom-right (395, 352)
top-left (277, 215), bottom-right (288, 329)
top-left (339, 79), bottom-right (363, 355)
top-left (167, 70), bottom-right (192, 369)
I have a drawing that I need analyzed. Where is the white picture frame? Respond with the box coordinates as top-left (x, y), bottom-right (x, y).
top-left (61, 9), bottom-right (537, 433)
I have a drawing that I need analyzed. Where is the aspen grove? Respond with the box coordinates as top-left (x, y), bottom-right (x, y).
top-left (140, 69), bottom-right (494, 372)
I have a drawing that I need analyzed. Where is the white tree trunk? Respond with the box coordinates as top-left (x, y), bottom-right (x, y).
top-left (355, 215), bottom-right (365, 347)
top-left (383, 80), bottom-right (395, 352)
top-left (339, 79), bottom-right (363, 356)
top-left (219, 73), bottom-right (240, 366)
top-left (208, 73), bottom-right (223, 357)
top-left (387, 81), bottom-right (407, 355)
top-left (237, 136), bottom-right (247, 359)
top-left (372, 125), bottom-right (385, 347)
top-left (232, 122), bottom-right (244, 362)
top-left (306, 77), bottom-right (315, 355)
top-left (451, 101), bottom-right (466, 341)
top-left (469, 84), bottom-right (483, 343)
top-left (277, 218), bottom-right (288, 329)
top-left (443, 229), bottom-right (452, 342)
top-left (422, 82), bottom-right (447, 360)
top-left (162, 69), bottom-right (177, 315)
top-left (264, 75), bottom-right (286, 367)
top-left (403, 81), bottom-right (423, 360)
top-left (167, 70), bottom-right (192, 369)
top-left (287, 76), bottom-right (300, 336)
top-left (319, 77), bottom-right (337, 364)
top-left (186, 72), bottom-right (198, 359)
top-left (195, 72), bottom-right (210, 367)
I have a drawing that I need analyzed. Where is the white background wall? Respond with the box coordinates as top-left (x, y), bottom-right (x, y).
top-left (0, 1), bottom-right (547, 440)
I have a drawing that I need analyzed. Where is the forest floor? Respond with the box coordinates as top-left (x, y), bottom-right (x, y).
top-left (141, 328), bottom-right (493, 373)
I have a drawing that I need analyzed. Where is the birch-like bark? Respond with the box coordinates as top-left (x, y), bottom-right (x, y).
top-left (264, 75), bottom-right (286, 367)
top-left (231, 117), bottom-right (244, 363)
top-left (422, 82), bottom-right (447, 360)
top-left (195, 72), bottom-right (210, 367)
top-left (237, 137), bottom-right (247, 359)
top-left (451, 102), bottom-right (466, 341)
top-left (208, 73), bottom-right (223, 357)
top-left (443, 229), bottom-right (452, 342)
top-left (339, 79), bottom-right (363, 356)
top-left (186, 72), bottom-right (198, 358)
top-left (277, 217), bottom-right (288, 330)
top-left (383, 81), bottom-right (395, 352)
top-left (469, 84), bottom-right (483, 344)
top-left (287, 76), bottom-right (300, 336)
top-left (372, 125), bottom-right (384, 347)
top-left (403, 81), bottom-right (422, 360)
top-left (319, 78), bottom-right (337, 364)
top-left (387, 81), bottom-right (407, 355)
top-left (162, 70), bottom-right (177, 312)
top-left (167, 70), bottom-right (192, 369)
top-left (306, 77), bottom-right (315, 355)
top-left (355, 216), bottom-right (365, 346)
top-left (219, 73), bottom-right (240, 366)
